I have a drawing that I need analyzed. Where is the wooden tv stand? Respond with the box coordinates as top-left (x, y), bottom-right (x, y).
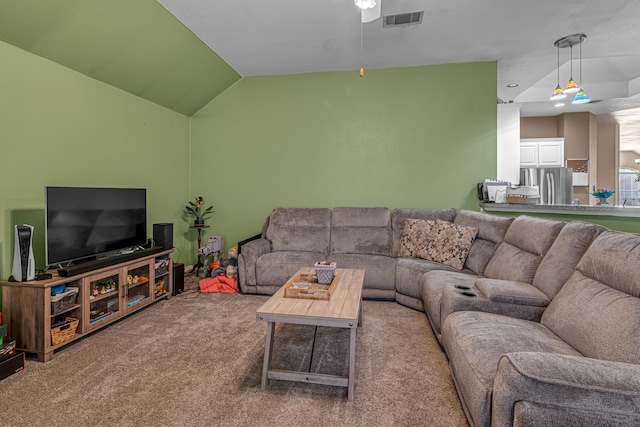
top-left (0, 249), bottom-right (174, 362)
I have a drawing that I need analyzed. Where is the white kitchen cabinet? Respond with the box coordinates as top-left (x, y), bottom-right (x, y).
top-left (520, 142), bottom-right (538, 167)
top-left (520, 138), bottom-right (564, 167)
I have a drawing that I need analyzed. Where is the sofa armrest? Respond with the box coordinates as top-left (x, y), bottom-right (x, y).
top-left (440, 283), bottom-right (547, 326)
top-left (475, 278), bottom-right (550, 307)
top-left (492, 352), bottom-right (640, 426)
top-left (237, 238), bottom-right (271, 291)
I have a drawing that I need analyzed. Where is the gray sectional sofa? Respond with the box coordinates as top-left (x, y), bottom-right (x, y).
top-left (238, 206), bottom-right (640, 426)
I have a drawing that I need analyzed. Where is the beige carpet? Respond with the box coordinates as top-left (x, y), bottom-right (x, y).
top-left (0, 276), bottom-right (467, 427)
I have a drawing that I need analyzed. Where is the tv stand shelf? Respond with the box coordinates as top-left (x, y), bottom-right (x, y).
top-left (1, 248), bottom-right (174, 362)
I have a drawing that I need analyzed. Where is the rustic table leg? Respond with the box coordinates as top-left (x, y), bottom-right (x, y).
top-left (261, 321), bottom-right (275, 390)
top-left (348, 326), bottom-right (357, 400)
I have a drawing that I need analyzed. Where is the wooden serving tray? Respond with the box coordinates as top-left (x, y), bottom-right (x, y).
top-left (283, 273), bottom-right (339, 300)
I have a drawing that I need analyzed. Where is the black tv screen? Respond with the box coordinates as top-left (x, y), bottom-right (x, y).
top-left (45, 186), bottom-right (147, 266)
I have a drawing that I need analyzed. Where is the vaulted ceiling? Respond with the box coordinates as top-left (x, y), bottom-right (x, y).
top-left (2, 0), bottom-right (640, 150)
top-left (0, 0), bottom-right (240, 116)
top-left (158, 0), bottom-right (640, 120)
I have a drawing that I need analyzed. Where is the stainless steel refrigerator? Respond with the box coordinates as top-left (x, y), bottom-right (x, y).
top-left (520, 167), bottom-right (573, 205)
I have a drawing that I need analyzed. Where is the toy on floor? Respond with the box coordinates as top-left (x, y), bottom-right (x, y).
top-left (200, 245), bottom-right (239, 293)
top-left (197, 235), bottom-right (224, 274)
top-left (207, 246), bottom-right (238, 278)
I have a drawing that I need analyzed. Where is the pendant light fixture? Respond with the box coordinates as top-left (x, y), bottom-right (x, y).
top-left (572, 39), bottom-right (591, 104)
top-left (550, 44), bottom-right (567, 100)
top-left (552, 34), bottom-right (589, 104)
top-left (563, 43), bottom-right (579, 94)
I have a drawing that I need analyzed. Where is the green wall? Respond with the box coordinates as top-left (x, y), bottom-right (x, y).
top-left (0, 40), bottom-right (191, 280)
top-left (0, 38), bottom-right (499, 277)
top-left (189, 62), bottom-right (498, 251)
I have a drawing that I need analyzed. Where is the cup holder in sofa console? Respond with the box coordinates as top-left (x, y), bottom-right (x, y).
top-left (458, 291), bottom-right (476, 297)
top-left (454, 285), bottom-right (471, 290)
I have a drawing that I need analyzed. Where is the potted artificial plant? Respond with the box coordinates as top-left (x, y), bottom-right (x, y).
top-left (184, 196), bottom-right (214, 226)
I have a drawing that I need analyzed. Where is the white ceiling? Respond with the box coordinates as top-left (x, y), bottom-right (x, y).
top-left (157, 0), bottom-right (640, 152)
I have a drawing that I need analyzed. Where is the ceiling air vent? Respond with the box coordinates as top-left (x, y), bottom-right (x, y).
top-left (383, 11), bottom-right (424, 28)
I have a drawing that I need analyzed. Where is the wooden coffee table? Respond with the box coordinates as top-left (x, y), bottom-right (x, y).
top-left (256, 267), bottom-right (364, 400)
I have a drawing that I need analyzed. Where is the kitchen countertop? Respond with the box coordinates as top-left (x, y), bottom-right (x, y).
top-left (480, 202), bottom-right (640, 218)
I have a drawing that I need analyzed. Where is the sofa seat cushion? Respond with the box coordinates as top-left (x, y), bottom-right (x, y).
top-left (442, 311), bottom-right (582, 427)
top-left (265, 208), bottom-right (331, 253)
top-left (328, 254), bottom-right (395, 290)
top-left (474, 278), bottom-right (550, 307)
top-left (256, 251), bottom-right (326, 287)
top-left (395, 257), bottom-right (464, 300)
top-left (420, 270), bottom-right (478, 336)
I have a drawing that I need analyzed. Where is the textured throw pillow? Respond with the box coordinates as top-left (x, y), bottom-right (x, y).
top-left (397, 218), bottom-right (438, 257)
top-left (418, 220), bottom-right (479, 270)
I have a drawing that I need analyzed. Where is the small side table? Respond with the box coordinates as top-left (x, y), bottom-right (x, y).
top-left (189, 224), bottom-right (209, 276)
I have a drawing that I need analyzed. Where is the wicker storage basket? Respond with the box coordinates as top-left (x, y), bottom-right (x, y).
top-left (314, 262), bottom-right (336, 284)
top-left (50, 287), bottom-right (79, 315)
top-left (155, 260), bottom-right (169, 276)
top-left (51, 317), bottom-right (79, 346)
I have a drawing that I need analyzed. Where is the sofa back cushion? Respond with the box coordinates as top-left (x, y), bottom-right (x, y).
top-left (391, 208), bottom-right (456, 255)
top-left (330, 207), bottom-right (392, 256)
top-left (266, 208), bottom-right (331, 253)
top-left (541, 231), bottom-right (640, 364)
top-left (532, 221), bottom-right (606, 299)
top-left (483, 216), bottom-right (564, 283)
top-left (453, 210), bottom-right (514, 275)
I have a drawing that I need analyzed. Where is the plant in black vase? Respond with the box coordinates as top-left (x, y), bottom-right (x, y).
top-left (184, 196), bottom-right (214, 226)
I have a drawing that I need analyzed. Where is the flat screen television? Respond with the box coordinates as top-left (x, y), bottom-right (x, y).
top-left (45, 186), bottom-right (147, 266)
